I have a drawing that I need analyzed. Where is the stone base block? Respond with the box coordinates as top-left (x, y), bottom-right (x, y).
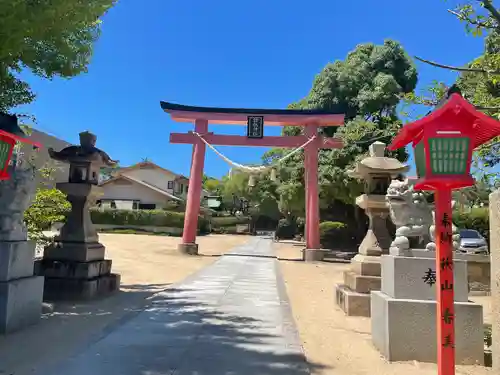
top-left (178, 243), bottom-right (198, 256)
top-left (0, 241), bottom-right (36, 282)
top-left (371, 291), bottom-right (484, 365)
top-left (0, 276), bottom-right (44, 334)
top-left (303, 249), bottom-right (325, 262)
top-left (335, 284), bottom-right (371, 317)
top-left (44, 242), bottom-right (105, 262)
top-left (43, 273), bottom-right (121, 301)
top-left (381, 255), bottom-right (469, 302)
top-left (344, 270), bottom-right (381, 294)
top-left (350, 254), bottom-right (381, 276)
top-left (35, 259), bottom-right (112, 279)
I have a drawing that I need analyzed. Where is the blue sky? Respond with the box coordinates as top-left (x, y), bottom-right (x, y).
top-left (17, 0), bottom-right (484, 178)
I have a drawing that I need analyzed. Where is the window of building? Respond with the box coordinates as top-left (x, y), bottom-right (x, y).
top-left (180, 184), bottom-right (184, 194)
top-left (139, 203), bottom-right (156, 210)
top-left (167, 181), bottom-right (174, 189)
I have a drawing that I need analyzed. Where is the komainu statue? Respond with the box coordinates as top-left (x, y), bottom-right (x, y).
top-left (386, 178), bottom-right (460, 252)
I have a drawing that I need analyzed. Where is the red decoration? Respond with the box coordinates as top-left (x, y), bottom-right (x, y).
top-left (0, 129), bottom-right (41, 181)
top-left (389, 92), bottom-right (500, 375)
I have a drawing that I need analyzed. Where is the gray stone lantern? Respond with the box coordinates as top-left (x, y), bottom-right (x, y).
top-left (335, 141), bottom-right (408, 317)
top-left (35, 131), bottom-right (121, 300)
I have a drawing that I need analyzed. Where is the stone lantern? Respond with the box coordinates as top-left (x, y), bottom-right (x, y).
top-left (335, 141), bottom-right (408, 317)
top-left (35, 131), bottom-right (121, 300)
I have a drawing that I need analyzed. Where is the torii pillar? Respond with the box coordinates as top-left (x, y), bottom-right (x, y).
top-left (304, 124), bottom-right (321, 259)
top-left (160, 102), bottom-right (344, 260)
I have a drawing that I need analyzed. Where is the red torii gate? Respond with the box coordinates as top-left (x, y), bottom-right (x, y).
top-left (160, 102), bottom-right (344, 261)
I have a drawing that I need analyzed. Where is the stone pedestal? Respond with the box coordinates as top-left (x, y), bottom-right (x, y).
top-left (371, 253), bottom-right (484, 364)
top-left (0, 165), bottom-right (44, 334)
top-left (35, 183), bottom-right (120, 301)
top-left (178, 243), bottom-right (198, 256)
top-left (303, 249), bottom-right (325, 262)
top-left (335, 195), bottom-right (390, 317)
top-left (0, 241), bottom-right (44, 334)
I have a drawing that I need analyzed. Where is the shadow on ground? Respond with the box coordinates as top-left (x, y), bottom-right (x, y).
top-left (0, 284), bottom-right (168, 375)
top-left (42, 286), bottom-right (330, 375)
top-left (2, 281), bottom-right (329, 375)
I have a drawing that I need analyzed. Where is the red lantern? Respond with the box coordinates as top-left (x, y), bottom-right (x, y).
top-left (0, 129), bottom-right (41, 180)
top-left (390, 93), bottom-right (500, 191)
top-left (388, 92), bottom-right (500, 375)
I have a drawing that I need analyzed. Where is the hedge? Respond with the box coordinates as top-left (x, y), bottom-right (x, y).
top-left (453, 207), bottom-right (489, 244)
top-left (90, 209), bottom-right (210, 233)
top-left (275, 218), bottom-right (297, 240)
top-left (211, 216), bottom-right (251, 228)
top-left (319, 221), bottom-right (351, 250)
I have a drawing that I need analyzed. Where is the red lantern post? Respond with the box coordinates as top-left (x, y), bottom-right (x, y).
top-left (389, 92), bottom-right (500, 375)
top-left (0, 128), bottom-right (42, 180)
top-left (0, 113), bottom-right (41, 180)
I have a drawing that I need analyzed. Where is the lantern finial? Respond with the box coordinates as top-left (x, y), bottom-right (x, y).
top-left (369, 141), bottom-right (386, 158)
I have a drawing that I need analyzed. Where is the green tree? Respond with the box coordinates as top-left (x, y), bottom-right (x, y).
top-left (264, 40), bottom-right (417, 217)
top-left (0, 0), bottom-right (117, 110)
top-left (24, 188), bottom-right (71, 246)
top-left (203, 175), bottom-right (223, 194)
top-left (405, 2), bottom-right (500, 168)
top-left (24, 166), bottom-right (70, 246)
top-left (457, 32), bottom-right (500, 167)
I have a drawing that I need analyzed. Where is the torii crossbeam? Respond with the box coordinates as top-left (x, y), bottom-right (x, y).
top-left (161, 102), bottom-right (345, 261)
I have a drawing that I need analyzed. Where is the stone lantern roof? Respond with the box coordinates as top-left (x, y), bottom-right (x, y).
top-left (348, 141), bottom-right (409, 180)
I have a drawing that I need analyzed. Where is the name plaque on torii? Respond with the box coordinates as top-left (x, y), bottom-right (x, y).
top-left (247, 116), bottom-right (264, 139)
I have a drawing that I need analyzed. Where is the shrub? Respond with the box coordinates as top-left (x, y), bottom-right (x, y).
top-left (453, 207), bottom-right (489, 244)
top-left (275, 218), bottom-right (296, 240)
top-left (319, 221), bottom-right (350, 250)
top-left (25, 188), bottom-right (71, 246)
top-left (296, 217), bottom-right (305, 236)
top-left (163, 200), bottom-right (186, 212)
top-left (90, 209), bottom-right (209, 232)
top-left (211, 216), bottom-right (251, 227)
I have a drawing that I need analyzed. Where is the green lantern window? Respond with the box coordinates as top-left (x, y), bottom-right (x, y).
top-left (0, 139), bottom-right (12, 168)
top-left (428, 137), bottom-right (469, 175)
top-left (414, 141), bottom-right (426, 178)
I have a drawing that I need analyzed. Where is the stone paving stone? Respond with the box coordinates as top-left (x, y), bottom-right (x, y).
top-left (37, 238), bottom-right (310, 375)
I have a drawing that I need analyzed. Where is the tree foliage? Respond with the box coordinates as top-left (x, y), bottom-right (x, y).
top-left (25, 187), bottom-right (70, 246)
top-left (264, 40), bottom-right (416, 214)
top-left (203, 175), bottom-right (223, 194)
top-left (405, 2), bottom-right (500, 169)
top-left (306, 40), bottom-right (417, 125)
top-left (24, 166), bottom-right (70, 246)
top-left (216, 171), bottom-right (281, 219)
top-left (0, 0), bottom-right (117, 110)
top-left (457, 32), bottom-right (500, 167)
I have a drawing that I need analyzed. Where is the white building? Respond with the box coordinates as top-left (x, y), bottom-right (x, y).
top-left (99, 161), bottom-right (208, 210)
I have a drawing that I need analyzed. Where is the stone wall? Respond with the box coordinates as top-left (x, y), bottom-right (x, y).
top-left (463, 254), bottom-right (491, 292)
top-left (489, 189), bottom-right (500, 371)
